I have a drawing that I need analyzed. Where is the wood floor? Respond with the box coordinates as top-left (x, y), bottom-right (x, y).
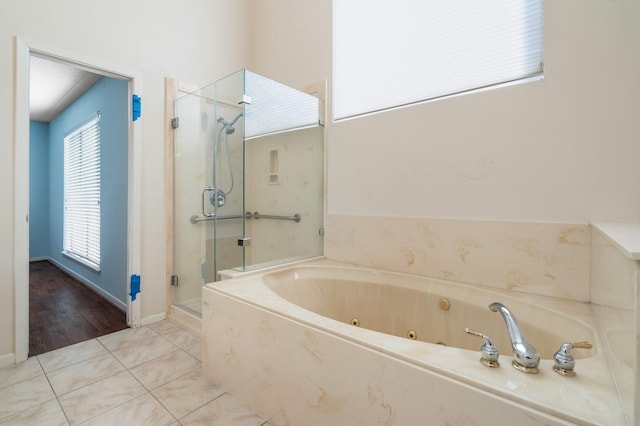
top-left (29, 261), bottom-right (128, 356)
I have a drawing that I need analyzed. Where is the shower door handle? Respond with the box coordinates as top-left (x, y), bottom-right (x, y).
top-left (202, 187), bottom-right (216, 217)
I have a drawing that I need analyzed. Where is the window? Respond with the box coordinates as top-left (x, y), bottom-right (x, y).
top-left (244, 70), bottom-right (321, 138)
top-left (333, 0), bottom-right (544, 120)
top-left (63, 113), bottom-right (101, 270)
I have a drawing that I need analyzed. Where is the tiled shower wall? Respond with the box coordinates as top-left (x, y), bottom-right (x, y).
top-left (244, 127), bottom-right (324, 267)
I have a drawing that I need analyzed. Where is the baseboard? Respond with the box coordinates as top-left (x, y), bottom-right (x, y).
top-left (167, 305), bottom-right (202, 337)
top-left (141, 312), bottom-right (166, 326)
top-left (47, 258), bottom-right (127, 312)
top-left (0, 352), bottom-right (16, 368)
top-left (29, 256), bottom-right (48, 262)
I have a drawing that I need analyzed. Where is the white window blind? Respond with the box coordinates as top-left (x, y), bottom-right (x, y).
top-left (63, 113), bottom-right (101, 270)
top-left (244, 70), bottom-right (321, 138)
top-left (333, 0), bottom-right (544, 120)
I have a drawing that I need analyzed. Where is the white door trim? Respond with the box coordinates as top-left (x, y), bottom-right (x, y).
top-left (13, 37), bottom-right (143, 362)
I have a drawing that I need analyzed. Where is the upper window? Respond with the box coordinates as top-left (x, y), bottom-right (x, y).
top-left (63, 113), bottom-right (101, 271)
top-left (333, 0), bottom-right (544, 120)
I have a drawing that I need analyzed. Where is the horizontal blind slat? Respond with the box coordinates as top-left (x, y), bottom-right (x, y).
top-left (63, 115), bottom-right (101, 269)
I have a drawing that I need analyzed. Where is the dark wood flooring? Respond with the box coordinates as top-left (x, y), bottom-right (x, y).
top-left (29, 261), bottom-right (128, 356)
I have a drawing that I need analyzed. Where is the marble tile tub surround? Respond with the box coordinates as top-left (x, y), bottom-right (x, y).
top-left (320, 215), bottom-right (638, 424)
top-left (0, 320), bottom-right (268, 426)
top-left (203, 266), bottom-right (626, 425)
top-left (591, 222), bottom-right (640, 310)
top-left (590, 222), bottom-right (640, 425)
top-left (324, 215), bottom-right (591, 302)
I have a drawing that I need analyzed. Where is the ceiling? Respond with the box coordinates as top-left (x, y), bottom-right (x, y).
top-left (30, 55), bottom-right (102, 122)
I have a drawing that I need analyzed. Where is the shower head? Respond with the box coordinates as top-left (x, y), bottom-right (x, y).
top-left (217, 112), bottom-right (243, 135)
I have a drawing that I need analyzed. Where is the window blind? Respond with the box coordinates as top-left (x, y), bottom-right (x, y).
top-left (244, 70), bottom-right (321, 138)
top-left (333, 0), bottom-right (544, 120)
top-left (63, 113), bottom-right (101, 270)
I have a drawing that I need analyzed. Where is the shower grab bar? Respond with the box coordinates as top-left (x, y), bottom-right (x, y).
top-left (190, 212), bottom-right (250, 224)
top-left (251, 212), bottom-right (301, 223)
top-left (190, 211), bottom-right (301, 224)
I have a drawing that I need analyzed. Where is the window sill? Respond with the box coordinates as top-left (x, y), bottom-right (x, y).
top-left (62, 250), bottom-right (101, 272)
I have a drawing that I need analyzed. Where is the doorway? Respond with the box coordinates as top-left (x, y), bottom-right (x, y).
top-left (14, 38), bottom-right (143, 363)
top-left (28, 55), bottom-right (129, 355)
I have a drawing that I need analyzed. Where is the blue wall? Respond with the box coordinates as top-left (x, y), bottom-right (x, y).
top-left (29, 121), bottom-right (50, 259)
top-left (45, 76), bottom-right (129, 304)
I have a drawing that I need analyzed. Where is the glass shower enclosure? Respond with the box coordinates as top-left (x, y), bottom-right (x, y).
top-left (172, 70), bottom-right (324, 315)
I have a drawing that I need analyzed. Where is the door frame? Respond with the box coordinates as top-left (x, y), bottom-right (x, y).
top-left (13, 37), bottom-right (143, 362)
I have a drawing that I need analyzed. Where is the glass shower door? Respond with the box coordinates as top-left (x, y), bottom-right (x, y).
top-left (172, 88), bottom-right (215, 313)
top-left (172, 72), bottom-right (245, 314)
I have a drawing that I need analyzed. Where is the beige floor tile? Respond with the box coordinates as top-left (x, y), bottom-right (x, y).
top-left (179, 393), bottom-right (265, 426)
top-left (47, 353), bottom-right (124, 396)
top-left (0, 374), bottom-right (55, 421)
top-left (0, 357), bottom-right (43, 389)
top-left (80, 393), bottom-right (175, 426)
top-left (37, 339), bottom-right (107, 373)
top-left (162, 328), bottom-right (201, 350)
top-left (145, 320), bottom-right (184, 336)
top-left (97, 326), bottom-right (158, 352)
top-left (0, 398), bottom-right (68, 426)
top-left (58, 370), bottom-right (146, 425)
top-left (184, 340), bottom-right (203, 361)
top-left (151, 368), bottom-right (224, 419)
top-left (130, 350), bottom-right (200, 390)
top-left (111, 334), bottom-right (176, 369)
top-left (0, 325), bottom-right (250, 426)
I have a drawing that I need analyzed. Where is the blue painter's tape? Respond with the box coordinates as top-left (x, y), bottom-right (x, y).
top-left (132, 94), bottom-right (141, 121)
top-left (130, 274), bottom-right (141, 301)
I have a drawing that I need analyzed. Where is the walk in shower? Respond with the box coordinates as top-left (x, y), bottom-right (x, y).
top-left (172, 70), bottom-right (324, 315)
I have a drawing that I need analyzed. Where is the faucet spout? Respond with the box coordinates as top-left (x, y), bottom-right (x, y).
top-left (489, 302), bottom-right (540, 373)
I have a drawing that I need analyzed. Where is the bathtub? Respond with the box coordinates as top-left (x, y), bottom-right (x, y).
top-left (203, 259), bottom-right (627, 425)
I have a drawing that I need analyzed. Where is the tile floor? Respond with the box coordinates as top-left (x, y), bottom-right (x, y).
top-left (0, 320), bottom-right (269, 425)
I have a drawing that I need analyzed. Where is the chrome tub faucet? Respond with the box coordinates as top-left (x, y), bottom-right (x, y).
top-left (489, 302), bottom-right (541, 373)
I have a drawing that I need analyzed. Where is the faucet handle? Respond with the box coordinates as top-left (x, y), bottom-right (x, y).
top-left (465, 328), bottom-right (500, 368)
top-left (553, 341), bottom-right (593, 376)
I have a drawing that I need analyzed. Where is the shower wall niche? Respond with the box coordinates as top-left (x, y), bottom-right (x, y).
top-left (172, 70), bottom-right (324, 314)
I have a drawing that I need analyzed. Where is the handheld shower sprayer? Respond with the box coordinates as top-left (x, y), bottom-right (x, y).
top-left (217, 112), bottom-right (243, 135)
top-left (210, 112), bottom-right (243, 207)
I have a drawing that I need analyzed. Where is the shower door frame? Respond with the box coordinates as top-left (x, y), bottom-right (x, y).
top-left (168, 75), bottom-right (246, 316)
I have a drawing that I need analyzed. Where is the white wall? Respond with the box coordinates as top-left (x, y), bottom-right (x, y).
top-left (250, 0), bottom-right (640, 223)
top-left (248, 0), bottom-right (331, 93)
top-left (1, 0), bottom-right (249, 359)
